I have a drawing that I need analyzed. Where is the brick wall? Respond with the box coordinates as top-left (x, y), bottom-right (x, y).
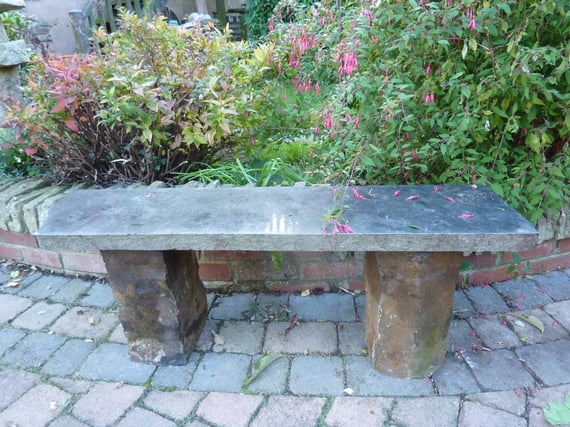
top-left (2, 227), bottom-right (569, 290)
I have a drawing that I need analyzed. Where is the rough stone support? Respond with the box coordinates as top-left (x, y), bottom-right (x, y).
top-left (364, 251), bottom-right (462, 378)
top-left (101, 250), bottom-right (207, 365)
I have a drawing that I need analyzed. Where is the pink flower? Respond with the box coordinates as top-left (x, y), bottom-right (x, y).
top-left (352, 187), bottom-right (367, 200)
top-left (314, 81), bottom-right (320, 96)
top-left (353, 116), bottom-right (360, 129)
top-left (468, 17), bottom-right (476, 31)
top-left (426, 63), bottom-right (431, 76)
top-left (268, 17), bottom-right (274, 31)
top-left (324, 110), bottom-right (333, 130)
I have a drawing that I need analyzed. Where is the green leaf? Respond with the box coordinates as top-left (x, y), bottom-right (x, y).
top-left (509, 313), bottom-right (545, 333)
top-left (243, 353), bottom-right (285, 388)
top-left (544, 396), bottom-right (570, 425)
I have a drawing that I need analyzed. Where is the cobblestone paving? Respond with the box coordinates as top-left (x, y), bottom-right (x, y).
top-left (1, 263), bottom-right (570, 426)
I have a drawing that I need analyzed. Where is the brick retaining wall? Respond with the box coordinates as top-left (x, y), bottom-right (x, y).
top-left (1, 178), bottom-right (569, 290)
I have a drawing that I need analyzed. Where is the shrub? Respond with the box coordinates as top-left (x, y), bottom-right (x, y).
top-left (2, 12), bottom-right (269, 185)
top-left (1, 11), bottom-right (32, 41)
top-left (266, 0), bottom-right (570, 223)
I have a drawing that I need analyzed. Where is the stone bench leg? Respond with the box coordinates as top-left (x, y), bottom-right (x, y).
top-left (364, 251), bottom-right (462, 378)
top-left (101, 250), bottom-right (207, 365)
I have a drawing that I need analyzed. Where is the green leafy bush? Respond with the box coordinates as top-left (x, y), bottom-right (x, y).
top-left (266, 0), bottom-right (570, 222)
top-left (1, 11), bottom-right (31, 41)
top-left (2, 12), bottom-right (268, 185)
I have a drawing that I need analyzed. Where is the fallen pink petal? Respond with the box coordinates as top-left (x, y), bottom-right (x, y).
top-left (433, 185), bottom-right (439, 192)
top-left (406, 195), bottom-right (420, 201)
top-left (352, 187), bottom-right (367, 200)
top-left (445, 196), bottom-right (456, 203)
top-left (458, 213), bottom-right (475, 219)
top-left (393, 190), bottom-right (401, 197)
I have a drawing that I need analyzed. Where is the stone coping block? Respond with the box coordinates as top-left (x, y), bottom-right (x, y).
top-left (0, 0), bottom-right (25, 13)
top-left (0, 40), bottom-right (29, 67)
top-left (37, 185), bottom-right (537, 252)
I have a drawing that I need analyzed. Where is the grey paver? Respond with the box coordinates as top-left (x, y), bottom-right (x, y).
top-left (516, 341), bottom-right (570, 386)
top-left (76, 343), bottom-right (156, 384)
top-left (79, 282), bottom-right (115, 308)
top-left (0, 368), bottom-right (40, 410)
top-left (492, 278), bottom-right (554, 309)
top-left (345, 356), bottom-right (434, 397)
top-left (190, 353), bottom-right (251, 392)
top-left (1, 331), bottom-right (66, 368)
top-left (215, 320), bottom-right (264, 354)
top-left (506, 308), bottom-right (569, 344)
top-left (72, 382), bottom-right (145, 427)
top-left (264, 321), bottom-right (337, 354)
top-left (392, 396), bottom-right (460, 427)
top-left (447, 319), bottom-right (478, 354)
top-left (246, 354), bottom-right (290, 394)
top-left (528, 384), bottom-right (570, 410)
top-left (250, 396), bottom-right (326, 427)
top-left (0, 384), bottom-right (70, 427)
top-left (0, 327), bottom-right (26, 356)
top-left (42, 338), bottom-right (96, 376)
top-left (544, 300), bottom-right (570, 331)
top-left (338, 322), bottom-right (366, 355)
top-left (194, 319), bottom-right (220, 352)
top-left (463, 349), bottom-right (535, 390)
top-left (50, 306), bottom-right (118, 339)
top-left (117, 407), bottom-right (176, 427)
top-left (432, 355), bottom-right (481, 396)
top-left (144, 390), bottom-right (205, 420)
top-left (289, 355), bottom-right (345, 396)
top-left (18, 274), bottom-right (71, 299)
top-left (196, 392), bottom-right (263, 427)
top-left (109, 323), bottom-right (128, 343)
top-left (355, 294), bottom-right (366, 321)
top-left (468, 314), bottom-right (522, 349)
top-left (209, 293), bottom-right (256, 320)
top-left (51, 278), bottom-right (93, 304)
top-left (464, 285), bottom-right (509, 314)
top-left (0, 293), bottom-right (32, 322)
top-left (49, 415), bottom-right (90, 427)
top-left (466, 390), bottom-right (526, 416)
top-left (11, 300), bottom-right (67, 330)
top-left (151, 352), bottom-right (200, 389)
top-left (49, 377), bottom-right (94, 394)
top-left (454, 290), bottom-right (476, 318)
top-left (255, 293), bottom-right (290, 320)
top-left (532, 271), bottom-right (570, 301)
top-left (458, 400), bottom-right (526, 427)
top-left (325, 396), bottom-right (393, 426)
top-left (289, 293), bottom-right (356, 321)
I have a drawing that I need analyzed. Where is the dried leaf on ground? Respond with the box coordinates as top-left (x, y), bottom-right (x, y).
top-left (508, 313), bottom-right (545, 333)
top-left (243, 353), bottom-right (285, 387)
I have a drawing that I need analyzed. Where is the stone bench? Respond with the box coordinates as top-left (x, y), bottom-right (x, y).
top-left (36, 184), bottom-right (538, 378)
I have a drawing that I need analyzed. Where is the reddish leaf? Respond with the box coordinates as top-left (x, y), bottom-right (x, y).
top-left (64, 118), bottom-right (79, 132)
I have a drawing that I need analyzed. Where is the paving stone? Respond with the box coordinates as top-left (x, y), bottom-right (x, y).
top-left (185, 420), bottom-right (210, 427)
top-left (1, 331), bottom-right (66, 368)
top-left (392, 396), bottom-right (460, 427)
top-left (447, 319), bottom-right (478, 354)
top-left (0, 368), bottom-right (40, 410)
top-left (355, 294), bottom-right (366, 321)
top-left (245, 354), bottom-right (289, 394)
top-left (50, 306), bottom-right (118, 339)
top-left (209, 293), bottom-right (256, 320)
top-left (466, 390), bottom-right (526, 416)
top-left (49, 377), bottom-right (94, 394)
top-left (49, 415), bottom-right (90, 427)
top-left (76, 343), bottom-right (156, 384)
top-left (290, 355), bottom-right (345, 396)
top-left (117, 407), bottom-right (176, 427)
top-left (527, 406), bottom-right (555, 427)
top-left (196, 392), bottom-right (263, 427)
top-left (454, 290), bottom-right (476, 319)
top-left (51, 278), bottom-right (93, 304)
top-left (532, 271), bottom-right (570, 301)
top-left (215, 320), bottom-right (264, 354)
top-left (467, 314), bottom-right (522, 349)
top-left (194, 319), bottom-right (220, 352)
top-left (255, 293), bottom-right (290, 321)
top-left (432, 355), bottom-right (481, 395)
top-left (190, 353), bottom-right (251, 392)
top-left (0, 293), bottom-right (32, 322)
top-left (506, 308), bottom-right (569, 344)
top-left (516, 341), bottom-right (570, 386)
top-left (492, 278), bottom-right (554, 309)
top-left (463, 349), bottom-right (535, 391)
top-left (325, 396), bottom-right (393, 426)
top-left (544, 300), bottom-right (570, 331)
top-left (345, 356), bottom-right (434, 397)
top-left (144, 390), bottom-right (204, 420)
top-left (0, 384), bottom-right (70, 427)
top-left (109, 323), bottom-right (128, 343)
top-left (264, 321), bottom-right (337, 354)
top-left (42, 338), bottom-right (96, 376)
top-left (464, 285), bottom-right (509, 314)
top-left (18, 274), bottom-right (71, 299)
top-left (80, 282), bottom-right (116, 308)
top-left (289, 293), bottom-right (356, 321)
top-left (72, 382), bottom-right (145, 427)
top-left (0, 327), bottom-right (26, 356)
top-left (11, 301), bottom-right (67, 330)
top-left (338, 322), bottom-right (366, 355)
top-left (250, 396), bottom-right (326, 427)
top-left (458, 400), bottom-right (526, 427)
top-left (529, 384), bottom-right (570, 410)
top-left (151, 352), bottom-right (200, 389)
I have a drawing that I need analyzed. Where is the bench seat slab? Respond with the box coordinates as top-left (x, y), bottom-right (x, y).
top-left (365, 251), bottom-right (462, 378)
top-left (101, 250), bottom-right (207, 365)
